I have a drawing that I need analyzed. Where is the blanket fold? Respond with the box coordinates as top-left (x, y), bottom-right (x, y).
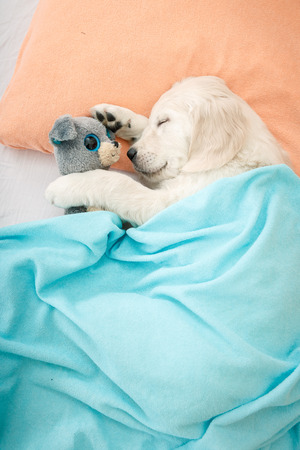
top-left (0, 166), bottom-right (299, 449)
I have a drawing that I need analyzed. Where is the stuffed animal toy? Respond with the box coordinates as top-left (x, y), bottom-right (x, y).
top-left (49, 114), bottom-right (121, 214)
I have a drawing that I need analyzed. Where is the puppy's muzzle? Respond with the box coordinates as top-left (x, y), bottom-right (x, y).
top-left (127, 147), bottom-right (137, 161)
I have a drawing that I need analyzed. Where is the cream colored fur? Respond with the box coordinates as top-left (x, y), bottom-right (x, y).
top-left (46, 77), bottom-right (292, 226)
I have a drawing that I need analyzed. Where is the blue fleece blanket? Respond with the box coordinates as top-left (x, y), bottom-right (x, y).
top-left (0, 165), bottom-right (299, 450)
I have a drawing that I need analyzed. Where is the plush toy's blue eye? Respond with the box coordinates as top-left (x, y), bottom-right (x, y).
top-left (52, 139), bottom-right (62, 145)
top-left (84, 134), bottom-right (100, 151)
top-left (106, 129), bottom-right (112, 139)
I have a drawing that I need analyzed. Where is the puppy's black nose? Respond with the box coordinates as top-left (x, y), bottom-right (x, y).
top-left (127, 147), bottom-right (137, 161)
top-left (112, 140), bottom-right (119, 148)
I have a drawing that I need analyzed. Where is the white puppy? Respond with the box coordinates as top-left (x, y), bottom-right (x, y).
top-left (46, 76), bottom-right (291, 226)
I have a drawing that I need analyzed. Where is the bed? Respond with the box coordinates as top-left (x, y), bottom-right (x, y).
top-left (0, 1), bottom-right (299, 449)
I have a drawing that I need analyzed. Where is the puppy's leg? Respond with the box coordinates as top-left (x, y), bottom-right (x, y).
top-left (45, 170), bottom-right (170, 226)
top-left (91, 104), bottom-right (148, 141)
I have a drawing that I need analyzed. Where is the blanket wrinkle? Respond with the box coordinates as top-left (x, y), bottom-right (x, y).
top-left (34, 373), bottom-right (151, 432)
top-left (111, 211), bottom-right (269, 274)
top-left (153, 284), bottom-right (298, 369)
top-left (201, 367), bottom-right (300, 449)
top-left (27, 345), bottom-right (156, 437)
top-left (0, 165), bottom-right (299, 449)
top-left (0, 332), bottom-right (92, 376)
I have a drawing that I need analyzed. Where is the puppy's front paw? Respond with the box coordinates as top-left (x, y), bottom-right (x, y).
top-left (45, 175), bottom-right (82, 209)
top-left (91, 104), bottom-right (136, 140)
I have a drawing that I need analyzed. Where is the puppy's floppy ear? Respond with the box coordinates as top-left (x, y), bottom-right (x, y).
top-left (183, 96), bottom-right (247, 172)
top-left (49, 115), bottom-right (77, 143)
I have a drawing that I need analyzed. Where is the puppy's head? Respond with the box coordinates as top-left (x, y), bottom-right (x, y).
top-left (127, 101), bottom-right (192, 184)
top-left (128, 76), bottom-right (247, 183)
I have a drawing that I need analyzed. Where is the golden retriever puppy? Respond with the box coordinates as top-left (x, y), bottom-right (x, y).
top-left (46, 76), bottom-right (292, 225)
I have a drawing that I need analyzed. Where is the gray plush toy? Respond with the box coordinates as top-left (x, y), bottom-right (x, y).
top-left (49, 114), bottom-right (121, 214)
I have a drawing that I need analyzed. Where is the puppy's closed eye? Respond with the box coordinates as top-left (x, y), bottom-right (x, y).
top-left (157, 118), bottom-right (170, 127)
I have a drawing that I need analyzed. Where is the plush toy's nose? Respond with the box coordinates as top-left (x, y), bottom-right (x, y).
top-left (127, 147), bottom-right (137, 161)
top-left (112, 141), bottom-right (119, 148)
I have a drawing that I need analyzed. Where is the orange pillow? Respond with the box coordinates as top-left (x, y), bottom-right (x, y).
top-left (0, 0), bottom-right (299, 174)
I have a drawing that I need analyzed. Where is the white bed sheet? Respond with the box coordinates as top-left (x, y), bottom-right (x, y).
top-left (0, 0), bottom-right (65, 228)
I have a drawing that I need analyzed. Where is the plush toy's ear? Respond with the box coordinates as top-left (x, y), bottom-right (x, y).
top-left (49, 115), bottom-right (77, 144)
